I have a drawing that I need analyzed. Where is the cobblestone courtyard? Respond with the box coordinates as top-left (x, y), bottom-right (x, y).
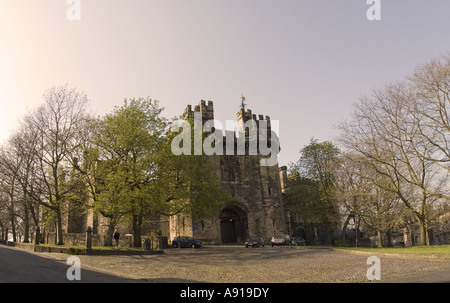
top-left (39, 245), bottom-right (450, 283)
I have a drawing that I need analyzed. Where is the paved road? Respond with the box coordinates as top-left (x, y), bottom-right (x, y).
top-left (0, 245), bottom-right (131, 283)
top-left (380, 268), bottom-right (450, 283)
top-left (2, 244), bottom-right (449, 283)
top-left (38, 244), bottom-right (450, 283)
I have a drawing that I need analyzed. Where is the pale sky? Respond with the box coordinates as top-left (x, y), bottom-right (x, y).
top-left (1, 0), bottom-right (449, 167)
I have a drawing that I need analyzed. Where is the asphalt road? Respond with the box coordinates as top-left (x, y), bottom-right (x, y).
top-left (0, 245), bottom-right (131, 283)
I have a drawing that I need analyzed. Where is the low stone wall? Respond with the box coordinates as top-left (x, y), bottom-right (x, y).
top-left (12, 242), bottom-right (36, 252)
top-left (43, 232), bottom-right (167, 249)
top-left (6, 241), bottom-right (164, 255)
top-left (3, 232), bottom-right (167, 255)
top-left (2, 242), bottom-right (70, 253)
top-left (44, 232), bottom-right (105, 247)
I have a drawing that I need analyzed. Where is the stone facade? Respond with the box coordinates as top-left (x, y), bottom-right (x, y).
top-left (168, 100), bottom-right (286, 244)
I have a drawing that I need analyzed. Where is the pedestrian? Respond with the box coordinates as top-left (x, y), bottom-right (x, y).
top-left (113, 230), bottom-right (120, 247)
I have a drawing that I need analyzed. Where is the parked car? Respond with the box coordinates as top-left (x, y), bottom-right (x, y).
top-left (290, 237), bottom-right (306, 246)
top-left (271, 234), bottom-right (291, 246)
top-left (245, 236), bottom-right (265, 248)
top-left (172, 236), bottom-right (202, 248)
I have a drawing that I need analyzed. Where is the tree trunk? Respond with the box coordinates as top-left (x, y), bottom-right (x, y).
top-left (418, 216), bottom-right (427, 246)
top-left (418, 193), bottom-right (430, 246)
top-left (23, 204), bottom-right (30, 243)
top-left (104, 224), bottom-right (114, 246)
top-left (377, 230), bottom-right (383, 248)
top-left (103, 216), bottom-right (120, 246)
top-left (10, 214), bottom-right (16, 243)
top-left (387, 230), bottom-right (393, 247)
top-left (132, 213), bottom-right (143, 248)
top-left (55, 208), bottom-right (64, 245)
top-left (341, 214), bottom-right (353, 242)
top-left (29, 203), bottom-right (41, 244)
top-left (424, 221), bottom-right (430, 246)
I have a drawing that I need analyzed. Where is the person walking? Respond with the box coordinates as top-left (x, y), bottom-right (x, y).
top-left (113, 230), bottom-right (120, 247)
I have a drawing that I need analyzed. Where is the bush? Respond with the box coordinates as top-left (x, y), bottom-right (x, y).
top-left (66, 247), bottom-right (86, 255)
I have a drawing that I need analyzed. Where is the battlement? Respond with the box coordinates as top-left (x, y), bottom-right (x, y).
top-left (195, 100), bottom-right (214, 113)
top-left (237, 108), bottom-right (271, 124)
top-left (182, 101), bottom-right (273, 136)
top-left (236, 108), bottom-right (272, 142)
top-left (183, 100), bottom-right (214, 122)
top-left (178, 100), bottom-right (278, 162)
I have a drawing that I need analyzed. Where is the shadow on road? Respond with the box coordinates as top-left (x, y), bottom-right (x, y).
top-left (0, 245), bottom-right (199, 283)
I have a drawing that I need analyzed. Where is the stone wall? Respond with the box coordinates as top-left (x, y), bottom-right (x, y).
top-left (43, 232), bottom-right (167, 249)
top-left (44, 232), bottom-right (105, 247)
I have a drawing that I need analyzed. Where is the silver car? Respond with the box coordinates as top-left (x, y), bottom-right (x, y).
top-left (271, 234), bottom-right (291, 246)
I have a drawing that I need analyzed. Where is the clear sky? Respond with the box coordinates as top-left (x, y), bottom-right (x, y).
top-left (1, 0), bottom-right (449, 167)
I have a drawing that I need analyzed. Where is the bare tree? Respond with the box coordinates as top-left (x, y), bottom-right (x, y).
top-left (336, 153), bottom-right (409, 247)
top-left (1, 128), bottom-right (45, 243)
top-left (0, 194), bottom-right (9, 241)
top-left (0, 150), bottom-right (19, 243)
top-left (20, 85), bottom-right (92, 245)
top-left (408, 54), bottom-right (450, 194)
top-left (338, 77), bottom-right (448, 245)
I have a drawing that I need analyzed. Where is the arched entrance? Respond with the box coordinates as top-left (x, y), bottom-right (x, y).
top-left (220, 205), bottom-right (247, 243)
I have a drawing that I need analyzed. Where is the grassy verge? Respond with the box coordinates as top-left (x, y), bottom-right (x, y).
top-left (92, 246), bottom-right (143, 251)
top-left (335, 245), bottom-right (450, 255)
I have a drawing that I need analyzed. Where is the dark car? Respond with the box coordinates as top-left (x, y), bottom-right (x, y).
top-left (245, 236), bottom-right (265, 248)
top-left (290, 237), bottom-right (306, 246)
top-left (172, 236), bottom-right (202, 248)
top-left (271, 234), bottom-right (291, 246)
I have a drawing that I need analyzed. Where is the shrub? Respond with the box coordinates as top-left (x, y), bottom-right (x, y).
top-left (66, 247), bottom-right (86, 255)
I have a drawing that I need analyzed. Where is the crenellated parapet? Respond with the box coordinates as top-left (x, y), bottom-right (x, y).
top-left (183, 100), bottom-right (214, 123)
top-left (179, 100), bottom-right (279, 161)
top-left (236, 108), bottom-right (273, 148)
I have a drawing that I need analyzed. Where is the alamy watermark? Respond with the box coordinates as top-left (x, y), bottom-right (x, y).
top-left (170, 112), bottom-right (280, 167)
top-left (367, 0), bottom-right (381, 21)
top-left (366, 256), bottom-right (381, 281)
top-left (65, 1), bottom-right (381, 22)
top-left (66, 256), bottom-right (81, 281)
top-left (65, 1), bottom-right (380, 22)
top-left (67, 0), bottom-right (81, 21)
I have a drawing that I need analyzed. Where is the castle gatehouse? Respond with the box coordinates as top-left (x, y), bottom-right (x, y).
top-left (167, 100), bottom-right (286, 244)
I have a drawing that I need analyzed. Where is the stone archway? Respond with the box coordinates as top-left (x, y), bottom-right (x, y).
top-left (220, 205), bottom-right (248, 244)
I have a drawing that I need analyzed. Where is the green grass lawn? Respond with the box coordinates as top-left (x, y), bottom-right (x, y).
top-left (336, 245), bottom-right (450, 255)
top-left (91, 246), bottom-right (143, 251)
